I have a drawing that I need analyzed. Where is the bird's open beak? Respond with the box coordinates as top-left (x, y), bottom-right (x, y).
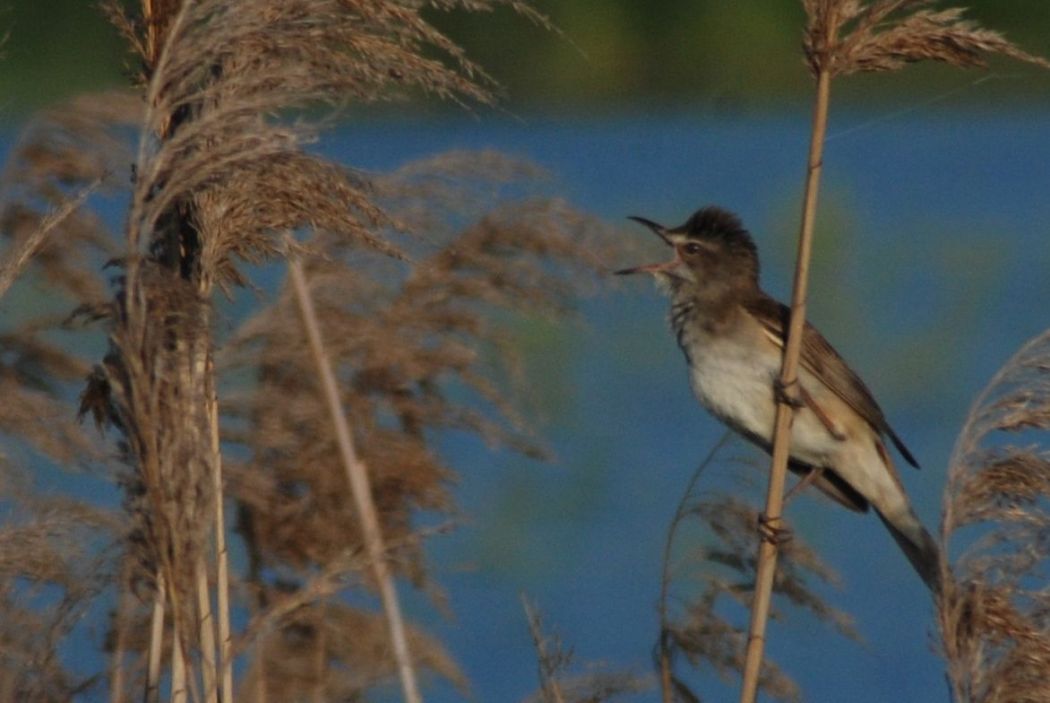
top-left (626, 216), bottom-right (672, 245)
top-left (615, 216), bottom-right (678, 275)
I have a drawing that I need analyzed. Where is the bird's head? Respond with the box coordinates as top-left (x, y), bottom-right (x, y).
top-left (616, 206), bottom-right (759, 297)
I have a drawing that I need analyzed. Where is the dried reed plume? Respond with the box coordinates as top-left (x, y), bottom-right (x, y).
top-left (0, 94), bottom-right (136, 700)
top-left (523, 597), bottom-right (647, 703)
top-left (70, 0), bottom-right (613, 701)
top-left (224, 152), bottom-right (603, 574)
top-left (0, 92), bottom-right (135, 302)
top-left (740, 3), bottom-right (1049, 700)
top-left (223, 151), bottom-right (609, 699)
top-left (939, 329), bottom-right (1050, 703)
top-left (0, 93), bottom-right (137, 469)
top-left (802, 0), bottom-right (1050, 77)
top-left (0, 85), bottom-right (139, 703)
top-left (658, 438), bottom-right (854, 703)
top-left (240, 600), bottom-right (467, 702)
top-left (0, 465), bottom-right (116, 702)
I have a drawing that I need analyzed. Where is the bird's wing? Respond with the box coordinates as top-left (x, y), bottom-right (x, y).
top-left (744, 295), bottom-right (920, 469)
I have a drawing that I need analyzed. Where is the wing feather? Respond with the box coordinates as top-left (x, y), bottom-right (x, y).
top-left (746, 295), bottom-right (920, 469)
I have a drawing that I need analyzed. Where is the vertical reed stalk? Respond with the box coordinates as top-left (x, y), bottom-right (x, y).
top-left (170, 618), bottom-right (187, 703)
top-left (109, 559), bottom-right (132, 703)
top-left (739, 67), bottom-right (832, 703)
top-left (145, 570), bottom-right (167, 703)
top-left (736, 2), bottom-right (1050, 699)
top-left (657, 433), bottom-right (730, 703)
top-left (194, 558), bottom-right (218, 703)
top-left (207, 362), bottom-right (234, 703)
top-left (288, 256), bottom-right (422, 703)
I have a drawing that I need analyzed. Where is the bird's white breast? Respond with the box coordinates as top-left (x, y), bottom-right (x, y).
top-left (683, 325), bottom-right (843, 467)
top-left (686, 332), bottom-right (779, 441)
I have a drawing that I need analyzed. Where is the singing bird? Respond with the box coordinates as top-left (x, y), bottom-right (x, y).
top-left (617, 206), bottom-right (939, 590)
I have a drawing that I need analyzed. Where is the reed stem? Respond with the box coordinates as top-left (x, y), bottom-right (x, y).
top-left (207, 361), bottom-right (234, 703)
top-left (739, 66), bottom-right (832, 703)
top-left (195, 558), bottom-right (218, 703)
top-left (145, 570), bottom-right (167, 703)
top-left (170, 616), bottom-right (187, 703)
top-left (289, 256), bottom-right (422, 703)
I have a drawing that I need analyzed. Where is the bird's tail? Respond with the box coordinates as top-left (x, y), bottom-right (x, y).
top-left (875, 507), bottom-right (942, 593)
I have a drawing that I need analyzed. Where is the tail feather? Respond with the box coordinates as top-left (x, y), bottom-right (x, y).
top-left (876, 508), bottom-right (941, 593)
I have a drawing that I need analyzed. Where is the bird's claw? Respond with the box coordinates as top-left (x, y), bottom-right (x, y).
top-left (757, 513), bottom-right (793, 546)
top-left (773, 378), bottom-right (805, 409)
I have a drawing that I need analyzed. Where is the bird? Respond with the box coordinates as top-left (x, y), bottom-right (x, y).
top-left (616, 205), bottom-right (940, 591)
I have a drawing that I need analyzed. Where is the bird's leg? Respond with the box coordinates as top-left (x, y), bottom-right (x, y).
top-left (762, 379), bottom-right (801, 546)
top-left (773, 377), bottom-right (804, 409)
top-left (757, 512), bottom-right (793, 546)
top-left (776, 378), bottom-right (848, 442)
top-left (799, 388), bottom-right (848, 441)
top-left (783, 466), bottom-right (825, 505)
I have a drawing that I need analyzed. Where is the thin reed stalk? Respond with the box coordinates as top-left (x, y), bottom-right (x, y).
top-left (288, 255), bottom-right (422, 703)
top-left (109, 617), bottom-right (128, 703)
top-left (738, 3), bottom-right (1048, 698)
top-left (739, 57), bottom-right (832, 703)
top-left (146, 571), bottom-right (167, 703)
top-left (170, 621), bottom-right (187, 703)
top-left (207, 362), bottom-right (233, 703)
top-left (109, 559), bottom-right (133, 703)
top-left (194, 558), bottom-right (218, 703)
top-left (657, 432), bottom-right (730, 703)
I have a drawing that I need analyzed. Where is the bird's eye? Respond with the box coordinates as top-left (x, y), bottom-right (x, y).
top-left (682, 242), bottom-right (703, 256)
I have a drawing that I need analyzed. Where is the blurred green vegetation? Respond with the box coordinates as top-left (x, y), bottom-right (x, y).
top-left (0, 1), bottom-right (130, 113)
top-left (2, 0), bottom-right (1050, 116)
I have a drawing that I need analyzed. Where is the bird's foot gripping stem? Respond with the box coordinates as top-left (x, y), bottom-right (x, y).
top-left (773, 378), bottom-right (804, 409)
top-left (757, 513), bottom-right (793, 546)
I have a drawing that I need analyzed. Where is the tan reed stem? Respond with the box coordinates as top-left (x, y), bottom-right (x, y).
top-left (739, 66), bottom-right (832, 703)
top-left (288, 256), bottom-right (423, 703)
top-left (170, 618), bottom-right (187, 703)
top-left (207, 359), bottom-right (234, 703)
top-left (109, 558), bottom-right (133, 703)
top-left (145, 570), bottom-right (167, 703)
top-left (194, 558), bottom-right (218, 703)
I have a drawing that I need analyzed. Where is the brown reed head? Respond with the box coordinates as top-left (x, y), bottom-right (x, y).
top-left (803, 1), bottom-right (1050, 77)
top-left (940, 329), bottom-right (1050, 703)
